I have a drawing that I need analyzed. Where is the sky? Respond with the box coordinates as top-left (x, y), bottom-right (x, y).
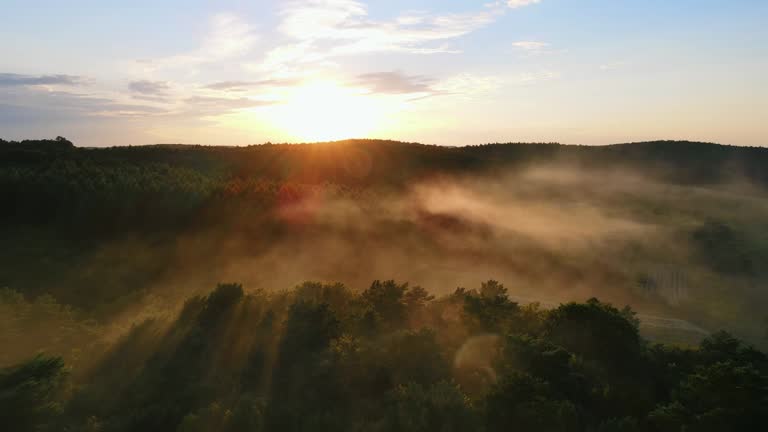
top-left (1, 0), bottom-right (766, 147)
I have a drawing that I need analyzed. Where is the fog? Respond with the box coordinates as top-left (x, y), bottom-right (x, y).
top-left (90, 163), bottom-right (766, 348)
top-left (3, 158), bottom-right (768, 369)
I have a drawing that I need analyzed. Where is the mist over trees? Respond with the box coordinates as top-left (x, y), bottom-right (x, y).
top-left (2, 137), bottom-right (768, 431)
top-left (3, 281), bottom-right (767, 431)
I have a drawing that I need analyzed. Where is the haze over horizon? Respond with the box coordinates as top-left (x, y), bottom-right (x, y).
top-left (2, 0), bottom-right (767, 147)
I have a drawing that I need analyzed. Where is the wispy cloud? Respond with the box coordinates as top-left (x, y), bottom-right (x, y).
top-left (506, 0), bottom-right (542, 8)
top-left (433, 74), bottom-right (504, 96)
top-left (354, 71), bottom-right (434, 95)
top-left (1, 84), bottom-right (273, 125)
top-left (0, 86), bottom-right (166, 122)
top-left (0, 73), bottom-right (86, 87)
top-left (486, 0), bottom-right (542, 9)
top-left (349, 69), bottom-right (557, 102)
top-left (130, 3), bottom-right (544, 102)
top-left (200, 13), bottom-right (259, 59)
top-left (202, 78), bottom-right (301, 92)
top-left (137, 13), bottom-right (258, 72)
top-left (600, 62), bottom-right (627, 71)
top-left (511, 40), bottom-right (558, 57)
top-left (4, 2), bottom-right (550, 141)
top-left (129, 80), bottom-right (170, 95)
top-left (428, 70), bottom-right (557, 99)
top-left (185, 95), bottom-right (275, 110)
top-left (203, 81), bottom-right (261, 92)
top-left (512, 41), bottom-right (550, 51)
top-left (256, 0), bottom-right (508, 71)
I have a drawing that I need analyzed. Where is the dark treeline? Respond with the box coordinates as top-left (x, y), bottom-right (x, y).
top-left (3, 137), bottom-right (768, 230)
top-left (3, 280), bottom-right (767, 432)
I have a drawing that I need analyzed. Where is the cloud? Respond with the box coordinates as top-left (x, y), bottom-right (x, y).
top-left (0, 83), bottom-right (270, 130)
top-left (354, 71), bottom-right (434, 94)
top-left (0, 73), bottom-right (86, 87)
top-left (485, 0), bottom-right (541, 9)
top-left (200, 13), bottom-right (259, 59)
top-left (137, 13), bottom-right (258, 72)
top-left (512, 41), bottom-right (550, 51)
top-left (203, 81), bottom-right (258, 91)
top-left (350, 69), bottom-right (554, 101)
top-left (257, 0), bottom-right (506, 71)
top-left (506, 0), bottom-right (542, 8)
top-left (203, 78), bottom-right (301, 92)
top-left (96, 103), bottom-right (169, 116)
top-left (185, 96), bottom-right (274, 108)
top-left (425, 70), bottom-right (556, 100)
top-left (432, 74), bottom-right (504, 97)
top-left (0, 86), bottom-right (167, 124)
top-left (181, 96), bottom-right (276, 118)
top-left (129, 80), bottom-right (170, 95)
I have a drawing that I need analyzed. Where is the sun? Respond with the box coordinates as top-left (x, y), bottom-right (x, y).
top-left (267, 81), bottom-right (388, 142)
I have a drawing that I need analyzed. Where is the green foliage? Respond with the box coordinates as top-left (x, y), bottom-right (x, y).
top-left (679, 361), bottom-right (767, 430)
top-left (177, 397), bottom-right (266, 432)
top-left (699, 330), bottom-right (768, 367)
top-left (377, 329), bottom-right (449, 388)
top-left (385, 381), bottom-right (478, 432)
top-left (0, 355), bottom-right (66, 432)
top-left (362, 280), bottom-right (432, 330)
top-left (460, 281), bottom-right (521, 334)
top-left (649, 361), bottom-right (768, 431)
top-left (499, 335), bottom-right (585, 400)
top-left (177, 402), bottom-right (231, 432)
top-left (647, 331), bottom-right (768, 431)
top-left (0, 288), bottom-right (101, 367)
top-left (0, 281), bottom-right (766, 432)
top-left (3, 139), bottom-right (768, 430)
top-left (594, 417), bottom-right (641, 432)
top-left (545, 298), bottom-right (641, 369)
top-left (486, 372), bottom-right (579, 432)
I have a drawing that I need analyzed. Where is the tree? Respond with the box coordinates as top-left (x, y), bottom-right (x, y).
top-left (385, 381), bottom-right (479, 432)
top-left (461, 281), bottom-right (521, 334)
top-left (0, 355), bottom-right (67, 432)
top-left (651, 361), bottom-right (768, 431)
top-left (485, 372), bottom-right (579, 432)
top-left (362, 280), bottom-right (430, 329)
top-left (544, 298), bottom-right (641, 369)
top-left (699, 330), bottom-right (768, 368)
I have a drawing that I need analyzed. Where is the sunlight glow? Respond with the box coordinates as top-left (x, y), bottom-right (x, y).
top-left (265, 81), bottom-right (392, 142)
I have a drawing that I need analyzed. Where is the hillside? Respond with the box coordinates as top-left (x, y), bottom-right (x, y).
top-left (2, 138), bottom-right (767, 334)
top-left (2, 137), bottom-right (768, 431)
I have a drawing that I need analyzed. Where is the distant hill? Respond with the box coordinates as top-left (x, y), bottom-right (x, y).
top-left (3, 137), bottom-right (767, 231)
top-left (3, 138), bottom-right (768, 187)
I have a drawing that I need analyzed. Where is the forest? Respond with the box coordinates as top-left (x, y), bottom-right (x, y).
top-left (2, 137), bottom-right (768, 431)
